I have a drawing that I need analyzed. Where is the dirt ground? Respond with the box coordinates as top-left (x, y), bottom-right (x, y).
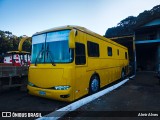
top-left (63, 71), bottom-right (160, 120)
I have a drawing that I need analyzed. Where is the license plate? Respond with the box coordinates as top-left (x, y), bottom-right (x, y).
top-left (39, 91), bottom-right (46, 96)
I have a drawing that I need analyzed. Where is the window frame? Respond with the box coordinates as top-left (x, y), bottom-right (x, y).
top-left (87, 41), bottom-right (100, 57)
top-left (107, 47), bottom-right (112, 56)
top-left (75, 42), bottom-right (86, 65)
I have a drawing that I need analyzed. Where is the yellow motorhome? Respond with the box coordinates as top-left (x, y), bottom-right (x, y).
top-left (28, 25), bottom-right (129, 102)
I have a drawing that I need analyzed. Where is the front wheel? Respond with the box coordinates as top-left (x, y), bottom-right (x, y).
top-left (89, 75), bottom-right (100, 94)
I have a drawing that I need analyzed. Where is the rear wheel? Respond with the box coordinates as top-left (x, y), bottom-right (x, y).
top-left (89, 75), bottom-right (100, 94)
top-left (121, 69), bottom-right (125, 80)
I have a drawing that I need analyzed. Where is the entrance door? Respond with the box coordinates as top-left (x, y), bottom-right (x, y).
top-left (74, 34), bottom-right (87, 99)
top-left (136, 43), bottom-right (157, 71)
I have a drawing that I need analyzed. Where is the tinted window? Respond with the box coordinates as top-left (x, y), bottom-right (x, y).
top-left (117, 49), bottom-right (119, 56)
top-left (87, 41), bottom-right (99, 57)
top-left (125, 52), bottom-right (128, 59)
top-left (75, 42), bottom-right (86, 65)
top-left (108, 47), bottom-right (112, 56)
top-left (31, 30), bottom-right (71, 64)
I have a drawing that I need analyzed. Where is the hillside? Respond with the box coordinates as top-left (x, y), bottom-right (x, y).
top-left (105, 5), bottom-right (160, 38)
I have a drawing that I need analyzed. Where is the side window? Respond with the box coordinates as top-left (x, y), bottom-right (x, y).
top-left (117, 49), bottom-right (119, 56)
top-left (75, 42), bottom-right (86, 65)
top-left (125, 52), bottom-right (128, 59)
top-left (107, 47), bottom-right (112, 56)
top-left (87, 41), bottom-right (99, 57)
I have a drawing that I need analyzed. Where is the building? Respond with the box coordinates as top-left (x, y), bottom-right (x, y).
top-left (110, 18), bottom-right (160, 72)
top-left (135, 18), bottom-right (160, 71)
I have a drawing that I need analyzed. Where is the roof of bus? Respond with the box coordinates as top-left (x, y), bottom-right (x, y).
top-left (33, 25), bottom-right (127, 49)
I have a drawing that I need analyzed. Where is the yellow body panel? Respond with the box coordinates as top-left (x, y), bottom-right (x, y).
top-left (28, 25), bottom-right (129, 102)
top-left (28, 64), bottom-right (75, 102)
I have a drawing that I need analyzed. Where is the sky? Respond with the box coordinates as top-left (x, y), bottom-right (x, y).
top-left (0, 0), bottom-right (160, 37)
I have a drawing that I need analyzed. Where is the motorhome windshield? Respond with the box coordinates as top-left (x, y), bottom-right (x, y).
top-left (31, 30), bottom-right (72, 64)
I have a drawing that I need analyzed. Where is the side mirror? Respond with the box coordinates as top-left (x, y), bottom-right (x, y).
top-left (69, 29), bottom-right (77, 48)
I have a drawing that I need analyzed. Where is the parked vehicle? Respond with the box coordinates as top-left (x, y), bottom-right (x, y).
top-left (4, 53), bottom-right (30, 66)
top-left (28, 25), bottom-right (129, 102)
top-left (0, 37), bottom-right (31, 91)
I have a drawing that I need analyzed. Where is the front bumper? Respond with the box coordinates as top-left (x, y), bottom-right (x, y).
top-left (27, 85), bottom-right (74, 102)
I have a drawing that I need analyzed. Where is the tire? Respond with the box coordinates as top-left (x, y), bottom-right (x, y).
top-left (89, 75), bottom-right (100, 94)
top-left (20, 76), bottom-right (28, 92)
top-left (121, 69), bottom-right (125, 80)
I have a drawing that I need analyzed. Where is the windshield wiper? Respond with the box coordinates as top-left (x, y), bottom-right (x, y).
top-left (46, 51), bottom-right (56, 66)
top-left (34, 44), bottom-right (56, 66)
top-left (35, 50), bottom-right (44, 66)
top-left (46, 45), bottom-right (56, 66)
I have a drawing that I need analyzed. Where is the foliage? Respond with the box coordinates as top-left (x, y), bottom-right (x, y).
top-left (105, 5), bottom-right (160, 38)
top-left (0, 30), bottom-right (31, 62)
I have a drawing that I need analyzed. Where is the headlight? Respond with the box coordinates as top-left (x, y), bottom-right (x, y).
top-left (54, 86), bottom-right (70, 90)
top-left (28, 82), bottom-right (35, 87)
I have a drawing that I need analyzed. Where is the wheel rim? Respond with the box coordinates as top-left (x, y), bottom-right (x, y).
top-left (122, 71), bottom-right (125, 79)
top-left (91, 78), bottom-right (99, 92)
